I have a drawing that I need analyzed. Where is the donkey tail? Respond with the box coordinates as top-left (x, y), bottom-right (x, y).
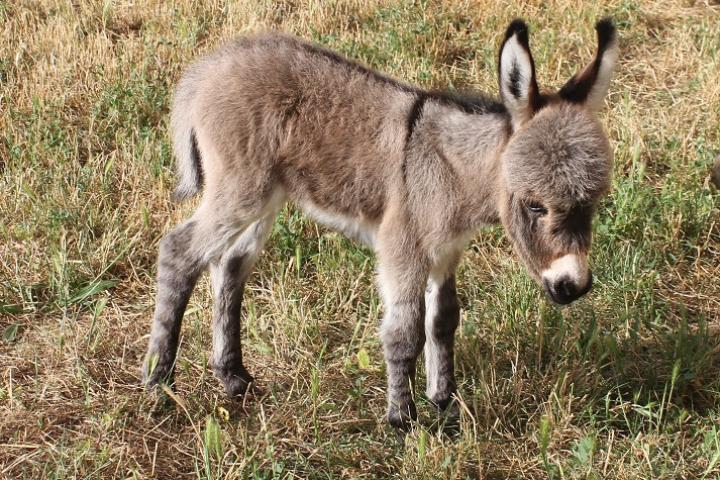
top-left (170, 75), bottom-right (203, 202)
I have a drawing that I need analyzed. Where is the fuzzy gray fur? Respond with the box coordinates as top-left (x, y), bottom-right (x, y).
top-left (143, 20), bottom-right (618, 429)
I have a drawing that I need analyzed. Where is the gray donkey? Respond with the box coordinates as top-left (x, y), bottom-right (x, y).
top-left (143, 19), bottom-right (618, 429)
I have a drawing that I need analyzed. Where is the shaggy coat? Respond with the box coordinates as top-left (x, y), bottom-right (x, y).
top-left (143, 19), bottom-right (619, 429)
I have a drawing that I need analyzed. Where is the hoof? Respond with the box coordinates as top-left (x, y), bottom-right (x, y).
top-left (429, 389), bottom-right (458, 412)
top-left (224, 374), bottom-right (254, 398)
top-left (430, 395), bottom-right (460, 432)
top-left (214, 366), bottom-right (254, 398)
top-left (142, 360), bottom-right (175, 391)
top-left (387, 402), bottom-right (417, 430)
top-left (431, 395), bottom-right (454, 411)
top-left (141, 366), bottom-right (176, 413)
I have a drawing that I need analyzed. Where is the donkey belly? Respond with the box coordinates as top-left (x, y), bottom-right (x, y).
top-left (299, 200), bottom-right (378, 247)
top-left (280, 149), bottom-right (388, 248)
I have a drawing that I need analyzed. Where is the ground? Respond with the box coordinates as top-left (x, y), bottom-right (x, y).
top-left (1, 1), bottom-right (720, 478)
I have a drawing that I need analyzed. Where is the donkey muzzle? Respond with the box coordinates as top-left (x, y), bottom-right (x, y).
top-left (543, 272), bottom-right (593, 305)
top-left (541, 254), bottom-right (593, 305)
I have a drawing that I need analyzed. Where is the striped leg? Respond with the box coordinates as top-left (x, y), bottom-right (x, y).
top-left (424, 273), bottom-right (460, 410)
top-left (209, 214), bottom-right (274, 397)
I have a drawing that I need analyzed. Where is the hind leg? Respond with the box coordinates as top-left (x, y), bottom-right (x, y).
top-left (142, 192), bottom-right (275, 389)
top-left (142, 218), bottom-right (207, 387)
top-left (210, 213), bottom-right (276, 397)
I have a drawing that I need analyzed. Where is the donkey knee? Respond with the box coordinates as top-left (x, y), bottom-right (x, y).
top-left (380, 301), bottom-right (426, 363)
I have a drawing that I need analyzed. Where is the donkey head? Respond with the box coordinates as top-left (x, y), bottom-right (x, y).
top-left (496, 19), bottom-right (618, 305)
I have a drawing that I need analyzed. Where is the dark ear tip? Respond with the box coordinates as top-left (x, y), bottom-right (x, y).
top-left (504, 18), bottom-right (529, 44)
top-left (595, 17), bottom-right (616, 44)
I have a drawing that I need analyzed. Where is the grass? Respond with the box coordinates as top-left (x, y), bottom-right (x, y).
top-left (1, 0), bottom-right (719, 478)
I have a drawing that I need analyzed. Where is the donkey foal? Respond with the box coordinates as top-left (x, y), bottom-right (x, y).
top-left (143, 19), bottom-right (619, 429)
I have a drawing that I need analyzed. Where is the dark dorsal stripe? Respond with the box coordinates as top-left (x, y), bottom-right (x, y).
top-left (296, 38), bottom-right (507, 129)
top-left (559, 18), bottom-right (616, 104)
top-left (298, 41), bottom-right (417, 95)
top-left (404, 91), bottom-right (507, 145)
top-left (425, 91), bottom-right (506, 115)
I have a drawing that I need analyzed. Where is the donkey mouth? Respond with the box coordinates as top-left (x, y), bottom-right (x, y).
top-left (542, 272), bottom-right (593, 305)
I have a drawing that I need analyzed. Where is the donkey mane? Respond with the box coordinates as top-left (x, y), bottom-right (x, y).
top-left (294, 36), bottom-right (508, 116)
top-left (246, 33), bottom-right (509, 144)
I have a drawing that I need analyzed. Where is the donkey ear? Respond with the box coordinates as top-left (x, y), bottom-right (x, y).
top-left (498, 19), bottom-right (540, 128)
top-left (559, 18), bottom-right (619, 111)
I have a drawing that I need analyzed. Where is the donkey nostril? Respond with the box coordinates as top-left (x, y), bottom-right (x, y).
top-left (557, 278), bottom-right (575, 299)
top-left (543, 271), bottom-right (592, 305)
top-left (551, 277), bottom-right (579, 303)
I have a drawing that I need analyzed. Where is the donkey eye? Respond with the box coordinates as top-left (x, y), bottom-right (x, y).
top-left (527, 201), bottom-right (548, 215)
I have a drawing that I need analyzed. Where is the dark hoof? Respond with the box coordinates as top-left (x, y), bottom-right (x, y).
top-left (224, 374), bottom-right (254, 398)
top-left (141, 373), bottom-right (176, 414)
top-left (214, 367), bottom-right (254, 398)
top-left (429, 395), bottom-right (460, 433)
top-left (142, 363), bottom-right (175, 391)
top-left (429, 388), bottom-right (457, 411)
top-left (431, 395), bottom-right (454, 411)
top-left (387, 402), bottom-right (417, 430)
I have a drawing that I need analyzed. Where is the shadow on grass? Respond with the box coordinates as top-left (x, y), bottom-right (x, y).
top-left (454, 304), bottom-right (720, 439)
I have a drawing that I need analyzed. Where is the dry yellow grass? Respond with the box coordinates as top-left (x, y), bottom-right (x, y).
top-left (1, 0), bottom-right (719, 478)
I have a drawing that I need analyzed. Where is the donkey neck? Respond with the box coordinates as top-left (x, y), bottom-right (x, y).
top-left (426, 100), bottom-right (510, 231)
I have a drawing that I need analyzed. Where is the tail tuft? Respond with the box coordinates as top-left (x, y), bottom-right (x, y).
top-left (172, 128), bottom-right (203, 202)
top-left (170, 80), bottom-right (204, 202)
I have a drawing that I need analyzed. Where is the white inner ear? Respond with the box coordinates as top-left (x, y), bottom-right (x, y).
top-left (500, 34), bottom-right (534, 125)
top-left (585, 36), bottom-right (619, 111)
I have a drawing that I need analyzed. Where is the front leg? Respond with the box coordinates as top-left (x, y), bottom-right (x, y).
top-left (377, 249), bottom-right (428, 429)
top-left (424, 273), bottom-right (460, 410)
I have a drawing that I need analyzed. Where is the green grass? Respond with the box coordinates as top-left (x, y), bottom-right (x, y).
top-left (1, 0), bottom-right (720, 478)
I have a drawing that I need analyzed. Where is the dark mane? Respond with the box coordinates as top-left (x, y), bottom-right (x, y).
top-left (296, 40), bottom-right (419, 94)
top-left (295, 38), bottom-right (506, 116)
top-left (425, 90), bottom-right (507, 115)
top-left (294, 36), bottom-right (508, 145)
